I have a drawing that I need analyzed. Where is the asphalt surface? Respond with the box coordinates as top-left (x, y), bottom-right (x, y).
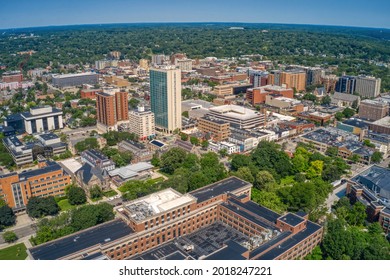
top-left (0, 224), bottom-right (36, 244)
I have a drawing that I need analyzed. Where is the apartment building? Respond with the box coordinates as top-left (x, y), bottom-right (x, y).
top-left (359, 99), bottom-right (389, 121)
top-left (128, 106), bottom-right (155, 141)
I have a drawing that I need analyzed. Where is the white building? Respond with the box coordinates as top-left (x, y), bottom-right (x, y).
top-left (208, 141), bottom-right (240, 155)
top-left (207, 105), bottom-right (265, 129)
top-left (128, 106), bottom-right (155, 141)
top-left (176, 59), bottom-right (193, 71)
top-left (355, 76), bottom-right (381, 98)
top-left (21, 106), bottom-right (63, 134)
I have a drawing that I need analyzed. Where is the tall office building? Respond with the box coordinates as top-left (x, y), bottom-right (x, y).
top-left (96, 91), bottom-right (129, 132)
top-left (150, 68), bottom-right (182, 133)
top-left (355, 76), bottom-right (381, 98)
top-left (335, 76), bottom-right (356, 94)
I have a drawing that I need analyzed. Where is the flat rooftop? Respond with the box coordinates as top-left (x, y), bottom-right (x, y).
top-left (209, 105), bottom-right (261, 121)
top-left (52, 72), bottom-right (97, 79)
top-left (278, 213), bottom-right (305, 227)
top-left (29, 219), bottom-right (133, 260)
top-left (132, 222), bottom-right (250, 260)
top-left (190, 176), bottom-right (251, 203)
top-left (373, 116), bottom-right (390, 128)
top-left (254, 221), bottom-right (322, 260)
top-left (124, 189), bottom-right (196, 221)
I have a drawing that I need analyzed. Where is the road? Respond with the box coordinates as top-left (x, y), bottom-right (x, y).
top-left (325, 183), bottom-right (348, 213)
top-left (0, 224), bottom-right (36, 244)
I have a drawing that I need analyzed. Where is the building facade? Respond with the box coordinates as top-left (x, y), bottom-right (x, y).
top-left (198, 116), bottom-right (231, 141)
top-left (19, 106), bottom-right (63, 134)
top-left (355, 76), bottom-right (381, 98)
top-left (96, 91), bottom-right (129, 132)
top-left (359, 100), bottom-right (389, 121)
top-left (128, 106), bottom-right (155, 141)
top-left (0, 160), bottom-right (71, 211)
top-left (51, 72), bottom-right (99, 88)
top-left (150, 68), bottom-right (182, 133)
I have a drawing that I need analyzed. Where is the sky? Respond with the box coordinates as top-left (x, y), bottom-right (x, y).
top-left (1, 0), bottom-right (389, 29)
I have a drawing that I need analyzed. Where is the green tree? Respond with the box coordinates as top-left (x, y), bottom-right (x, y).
top-left (67, 186), bottom-right (87, 205)
top-left (325, 146), bottom-right (338, 157)
top-left (346, 202), bottom-right (367, 226)
top-left (254, 170), bottom-right (276, 190)
top-left (90, 185), bottom-right (103, 200)
top-left (219, 148), bottom-right (228, 157)
top-left (26, 196), bottom-right (60, 218)
top-left (335, 112), bottom-right (344, 121)
top-left (190, 136), bottom-right (200, 146)
top-left (2, 231), bottom-right (18, 243)
top-left (232, 167), bottom-right (254, 183)
top-left (129, 98), bottom-right (140, 109)
top-left (201, 140), bottom-right (209, 149)
top-left (180, 133), bottom-right (189, 141)
top-left (371, 151), bottom-right (383, 163)
top-left (321, 95), bottom-right (331, 106)
top-left (74, 138), bottom-right (99, 153)
top-left (0, 205), bottom-right (16, 228)
top-left (342, 107), bottom-right (355, 118)
top-left (160, 147), bottom-right (187, 175)
top-left (304, 246), bottom-right (323, 260)
top-left (251, 188), bottom-right (287, 213)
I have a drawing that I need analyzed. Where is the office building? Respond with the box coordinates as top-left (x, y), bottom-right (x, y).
top-left (2, 133), bottom-right (67, 166)
top-left (198, 116), bottom-right (231, 141)
top-left (96, 91), bottom-right (129, 132)
top-left (0, 160), bottom-right (71, 211)
top-left (150, 68), bottom-right (182, 133)
top-left (15, 106), bottom-right (64, 134)
top-left (51, 72), bottom-right (99, 88)
top-left (208, 105), bottom-right (265, 129)
top-left (355, 76), bottom-right (381, 98)
top-left (28, 177), bottom-right (323, 260)
top-left (359, 99), bottom-right (389, 121)
top-left (128, 106), bottom-right (155, 141)
top-left (335, 76), bottom-right (356, 94)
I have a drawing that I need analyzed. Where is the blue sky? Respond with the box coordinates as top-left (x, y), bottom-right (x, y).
top-left (1, 0), bottom-right (389, 29)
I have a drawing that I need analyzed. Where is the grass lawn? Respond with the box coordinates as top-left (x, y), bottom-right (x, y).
top-left (57, 199), bottom-right (76, 211)
top-left (103, 190), bottom-right (117, 197)
top-left (0, 243), bottom-right (27, 260)
top-left (91, 197), bottom-right (103, 202)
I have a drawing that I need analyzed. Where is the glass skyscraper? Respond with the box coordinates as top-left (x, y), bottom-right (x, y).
top-left (150, 68), bottom-right (182, 133)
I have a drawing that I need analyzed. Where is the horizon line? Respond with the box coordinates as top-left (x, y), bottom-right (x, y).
top-left (1, 21), bottom-right (389, 32)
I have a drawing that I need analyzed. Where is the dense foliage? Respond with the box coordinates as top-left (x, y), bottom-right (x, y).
top-left (66, 186), bottom-right (87, 205)
top-left (0, 204), bottom-right (16, 229)
top-left (1, 24), bottom-right (389, 91)
top-left (26, 196), bottom-right (60, 218)
top-left (31, 203), bottom-right (114, 245)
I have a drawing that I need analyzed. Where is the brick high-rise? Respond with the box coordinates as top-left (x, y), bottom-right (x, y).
top-left (96, 91), bottom-right (128, 132)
